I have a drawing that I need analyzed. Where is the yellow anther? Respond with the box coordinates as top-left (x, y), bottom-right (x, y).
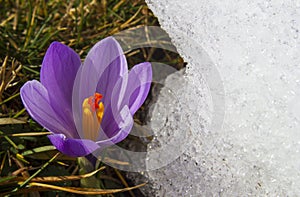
top-left (96, 102), bottom-right (104, 123)
top-left (81, 93), bottom-right (104, 141)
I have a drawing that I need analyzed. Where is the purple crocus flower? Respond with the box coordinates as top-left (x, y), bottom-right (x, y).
top-left (20, 37), bottom-right (152, 157)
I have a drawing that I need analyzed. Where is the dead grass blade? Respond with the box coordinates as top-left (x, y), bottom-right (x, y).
top-left (0, 166), bottom-right (105, 188)
top-left (0, 131), bottom-right (51, 137)
top-left (0, 118), bottom-right (26, 125)
top-left (28, 181), bottom-right (147, 195)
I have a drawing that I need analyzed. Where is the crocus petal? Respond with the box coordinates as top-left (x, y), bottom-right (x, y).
top-left (85, 37), bottom-right (127, 77)
top-left (109, 105), bottom-right (134, 143)
top-left (100, 72), bottom-right (129, 138)
top-left (100, 62), bottom-right (151, 141)
top-left (97, 105), bottom-right (134, 145)
top-left (20, 80), bottom-right (73, 138)
top-left (125, 62), bottom-right (152, 114)
top-left (40, 42), bottom-right (81, 137)
top-left (78, 36), bottom-right (127, 105)
top-left (72, 37), bottom-right (127, 135)
top-left (96, 54), bottom-right (127, 108)
top-left (48, 134), bottom-right (99, 157)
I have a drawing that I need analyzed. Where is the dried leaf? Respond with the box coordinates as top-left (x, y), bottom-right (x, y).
top-left (0, 118), bottom-right (26, 125)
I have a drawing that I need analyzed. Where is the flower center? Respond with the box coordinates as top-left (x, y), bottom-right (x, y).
top-left (82, 93), bottom-right (104, 141)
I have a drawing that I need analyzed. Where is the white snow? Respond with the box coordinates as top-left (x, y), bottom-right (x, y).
top-left (142, 0), bottom-right (300, 196)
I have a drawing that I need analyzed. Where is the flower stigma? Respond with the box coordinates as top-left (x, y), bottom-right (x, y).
top-left (82, 93), bottom-right (104, 141)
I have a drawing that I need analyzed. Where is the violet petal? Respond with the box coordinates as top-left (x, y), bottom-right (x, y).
top-left (97, 105), bottom-right (133, 145)
top-left (77, 36), bottom-right (126, 106)
top-left (48, 134), bottom-right (99, 157)
top-left (100, 62), bottom-right (151, 141)
top-left (20, 80), bottom-right (73, 138)
top-left (73, 37), bottom-right (127, 136)
top-left (100, 71), bottom-right (129, 138)
top-left (76, 37), bottom-right (128, 105)
top-left (40, 42), bottom-right (80, 137)
top-left (125, 62), bottom-right (152, 114)
top-left (96, 54), bottom-right (127, 108)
